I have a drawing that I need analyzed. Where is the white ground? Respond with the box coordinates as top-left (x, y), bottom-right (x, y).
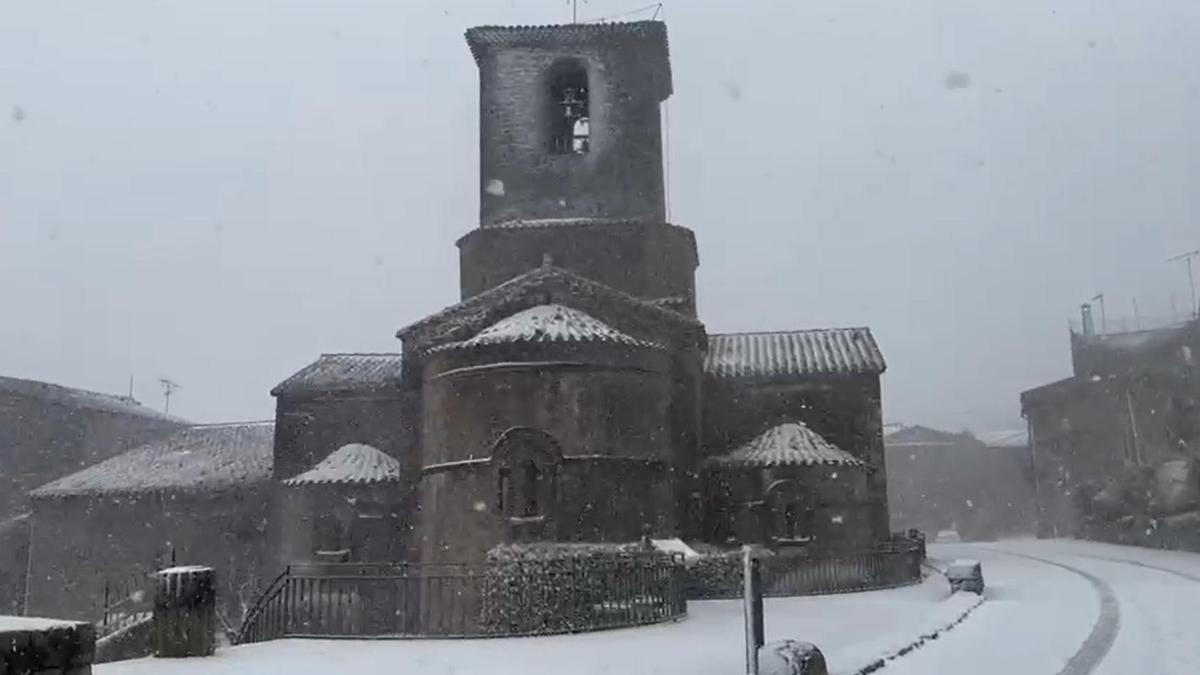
top-left (95, 539), bottom-right (1200, 675)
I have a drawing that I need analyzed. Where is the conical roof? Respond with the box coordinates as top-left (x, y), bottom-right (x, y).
top-left (283, 443), bottom-right (401, 486)
top-left (437, 304), bottom-right (662, 351)
top-left (708, 422), bottom-right (864, 469)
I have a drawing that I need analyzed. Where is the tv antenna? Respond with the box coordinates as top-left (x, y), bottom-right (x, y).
top-left (1167, 249), bottom-right (1199, 319)
top-left (1089, 293), bottom-right (1106, 333)
top-left (158, 378), bottom-right (181, 414)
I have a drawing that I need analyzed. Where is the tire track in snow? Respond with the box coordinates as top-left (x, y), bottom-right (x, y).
top-left (1068, 553), bottom-right (1200, 584)
top-left (986, 549), bottom-right (1121, 675)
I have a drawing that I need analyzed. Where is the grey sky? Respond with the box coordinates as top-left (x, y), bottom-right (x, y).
top-left (2, 0), bottom-right (1198, 432)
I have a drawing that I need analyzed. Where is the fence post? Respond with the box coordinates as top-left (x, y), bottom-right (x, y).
top-left (744, 545), bottom-right (764, 675)
top-left (153, 565), bottom-right (216, 658)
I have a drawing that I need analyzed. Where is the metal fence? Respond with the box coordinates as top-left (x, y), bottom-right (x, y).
top-left (237, 555), bottom-right (686, 644)
top-left (99, 572), bottom-right (154, 638)
top-left (685, 538), bottom-right (924, 600)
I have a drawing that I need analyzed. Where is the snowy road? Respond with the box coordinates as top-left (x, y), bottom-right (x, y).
top-left (890, 539), bottom-right (1200, 675)
top-left (97, 539), bottom-right (1200, 675)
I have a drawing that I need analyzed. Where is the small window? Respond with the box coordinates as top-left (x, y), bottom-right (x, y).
top-left (519, 460), bottom-right (541, 517)
top-left (549, 62), bottom-right (589, 154)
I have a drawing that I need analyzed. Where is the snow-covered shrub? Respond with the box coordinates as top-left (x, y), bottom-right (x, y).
top-left (480, 543), bottom-right (682, 634)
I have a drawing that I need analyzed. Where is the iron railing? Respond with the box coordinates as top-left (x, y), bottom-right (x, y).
top-left (99, 572), bottom-right (154, 637)
top-left (685, 538), bottom-right (924, 600)
top-left (236, 555), bottom-right (686, 644)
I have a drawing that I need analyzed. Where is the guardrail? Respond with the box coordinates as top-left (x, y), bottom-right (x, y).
top-left (685, 538), bottom-right (924, 600)
top-left (237, 554), bottom-right (686, 644)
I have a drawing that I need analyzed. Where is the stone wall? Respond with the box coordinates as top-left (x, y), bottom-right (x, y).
top-left (457, 221), bottom-right (697, 309)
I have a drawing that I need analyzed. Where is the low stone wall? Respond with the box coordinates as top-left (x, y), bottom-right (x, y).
top-left (0, 618), bottom-right (94, 675)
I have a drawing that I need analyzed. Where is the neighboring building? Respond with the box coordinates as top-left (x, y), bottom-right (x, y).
top-left (0, 375), bottom-right (185, 615)
top-left (884, 425), bottom-right (1036, 541)
top-left (0, 375), bottom-right (186, 521)
top-left (1021, 308), bottom-right (1200, 537)
top-left (24, 422), bottom-right (274, 623)
top-left (271, 20), bottom-right (892, 567)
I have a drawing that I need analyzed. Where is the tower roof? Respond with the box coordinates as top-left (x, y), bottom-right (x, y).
top-left (435, 303), bottom-right (663, 352)
top-left (465, 21), bottom-right (671, 98)
top-left (708, 422), bottom-right (864, 469)
top-left (283, 443), bottom-right (401, 487)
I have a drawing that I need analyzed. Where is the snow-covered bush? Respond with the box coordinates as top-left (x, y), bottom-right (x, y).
top-left (480, 543), bottom-right (682, 634)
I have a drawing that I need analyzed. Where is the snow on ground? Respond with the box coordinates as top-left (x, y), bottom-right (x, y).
top-left (98, 538), bottom-right (1200, 675)
top-left (0, 616), bottom-right (86, 631)
top-left (99, 573), bottom-right (958, 675)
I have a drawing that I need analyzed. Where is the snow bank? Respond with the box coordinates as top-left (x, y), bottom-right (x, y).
top-left (0, 616), bottom-right (85, 631)
top-left (830, 591), bottom-right (984, 675)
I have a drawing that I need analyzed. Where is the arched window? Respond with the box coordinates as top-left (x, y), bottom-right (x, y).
top-left (548, 61), bottom-right (589, 154)
top-left (493, 427), bottom-right (562, 520)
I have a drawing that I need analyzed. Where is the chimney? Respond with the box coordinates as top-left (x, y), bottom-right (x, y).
top-left (1080, 303), bottom-right (1095, 336)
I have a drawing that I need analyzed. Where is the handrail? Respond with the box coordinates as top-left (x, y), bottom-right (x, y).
top-left (234, 566), bottom-right (292, 645)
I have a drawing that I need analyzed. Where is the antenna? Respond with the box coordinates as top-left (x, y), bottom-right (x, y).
top-left (1090, 293), bottom-right (1106, 333)
top-left (158, 378), bottom-right (180, 414)
top-left (1167, 249), bottom-right (1199, 319)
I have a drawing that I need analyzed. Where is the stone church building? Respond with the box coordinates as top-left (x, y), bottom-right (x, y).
top-left (274, 20), bottom-right (890, 566)
top-left (19, 20), bottom-right (892, 622)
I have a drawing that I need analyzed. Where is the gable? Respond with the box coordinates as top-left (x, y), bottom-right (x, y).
top-left (398, 264), bottom-right (704, 354)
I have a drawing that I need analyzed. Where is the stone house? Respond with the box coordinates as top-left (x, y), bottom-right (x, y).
top-left (1022, 313), bottom-right (1200, 537)
top-left (24, 422), bottom-right (274, 624)
top-left (0, 375), bottom-right (185, 614)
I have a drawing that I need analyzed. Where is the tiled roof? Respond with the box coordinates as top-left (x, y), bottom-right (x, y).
top-left (465, 21), bottom-right (672, 98)
top-left (398, 264), bottom-right (703, 353)
top-left (708, 422), bottom-right (864, 469)
top-left (283, 443), bottom-right (401, 487)
top-left (30, 422), bottom-right (274, 498)
top-left (435, 304), bottom-right (662, 352)
top-left (0, 375), bottom-right (186, 424)
top-left (271, 353), bottom-right (403, 397)
top-left (704, 328), bottom-right (885, 379)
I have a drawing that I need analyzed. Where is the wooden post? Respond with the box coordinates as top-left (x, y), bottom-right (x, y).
top-left (743, 545), bottom-right (764, 675)
top-left (153, 565), bottom-right (216, 658)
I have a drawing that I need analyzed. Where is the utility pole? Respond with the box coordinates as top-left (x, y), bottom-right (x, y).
top-left (1167, 249), bottom-right (1199, 319)
top-left (159, 378), bottom-right (180, 414)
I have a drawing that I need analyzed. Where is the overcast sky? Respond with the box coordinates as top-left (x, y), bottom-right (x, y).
top-left (2, 0), bottom-right (1198, 432)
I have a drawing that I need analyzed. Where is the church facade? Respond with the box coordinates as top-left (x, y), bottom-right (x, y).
top-left (272, 20), bottom-right (891, 567)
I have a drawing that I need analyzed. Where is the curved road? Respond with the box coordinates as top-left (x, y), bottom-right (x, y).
top-left (882, 539), bottom-right (1200, 675)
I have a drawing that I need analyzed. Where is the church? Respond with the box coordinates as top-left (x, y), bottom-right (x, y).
top-left (22, 20), bottom-right (893, 625)
top-left (271, 20), bottom-right (890, 568)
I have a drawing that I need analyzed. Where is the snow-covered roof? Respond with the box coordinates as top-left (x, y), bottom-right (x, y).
top-left (704, 328), bottom-right (886, 380)
top-left (975, 429), bottom-right (1029, 448)
top-left (271, 353), bottom-right (403, 397)
top-left (0, 375), bottom-right (186, 424)
top-left (398, 264), bottom-right (703, 353)
top-left (884, 425), bottom-right (984, 448)
top-left (708, 422), bottom-right (864, 469)
top-left (283, 443), bottom-right (401, 486)
top-left (435, 304), bottom-right (662, 352)
top-left (30, 421), bottom-right (274, 499)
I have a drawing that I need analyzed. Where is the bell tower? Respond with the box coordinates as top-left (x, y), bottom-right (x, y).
top-left (459, 21), bottom-right (697, 313)
top-left (466, 21), bottom-right (671, 226)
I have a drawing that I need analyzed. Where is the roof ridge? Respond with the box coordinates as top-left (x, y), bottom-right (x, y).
top-left (318, 352), bottom-right (401, 357)
top-left (708, 327), bottom-right (872, 337)
top-left (186, 420), bottom-right (274, 428)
